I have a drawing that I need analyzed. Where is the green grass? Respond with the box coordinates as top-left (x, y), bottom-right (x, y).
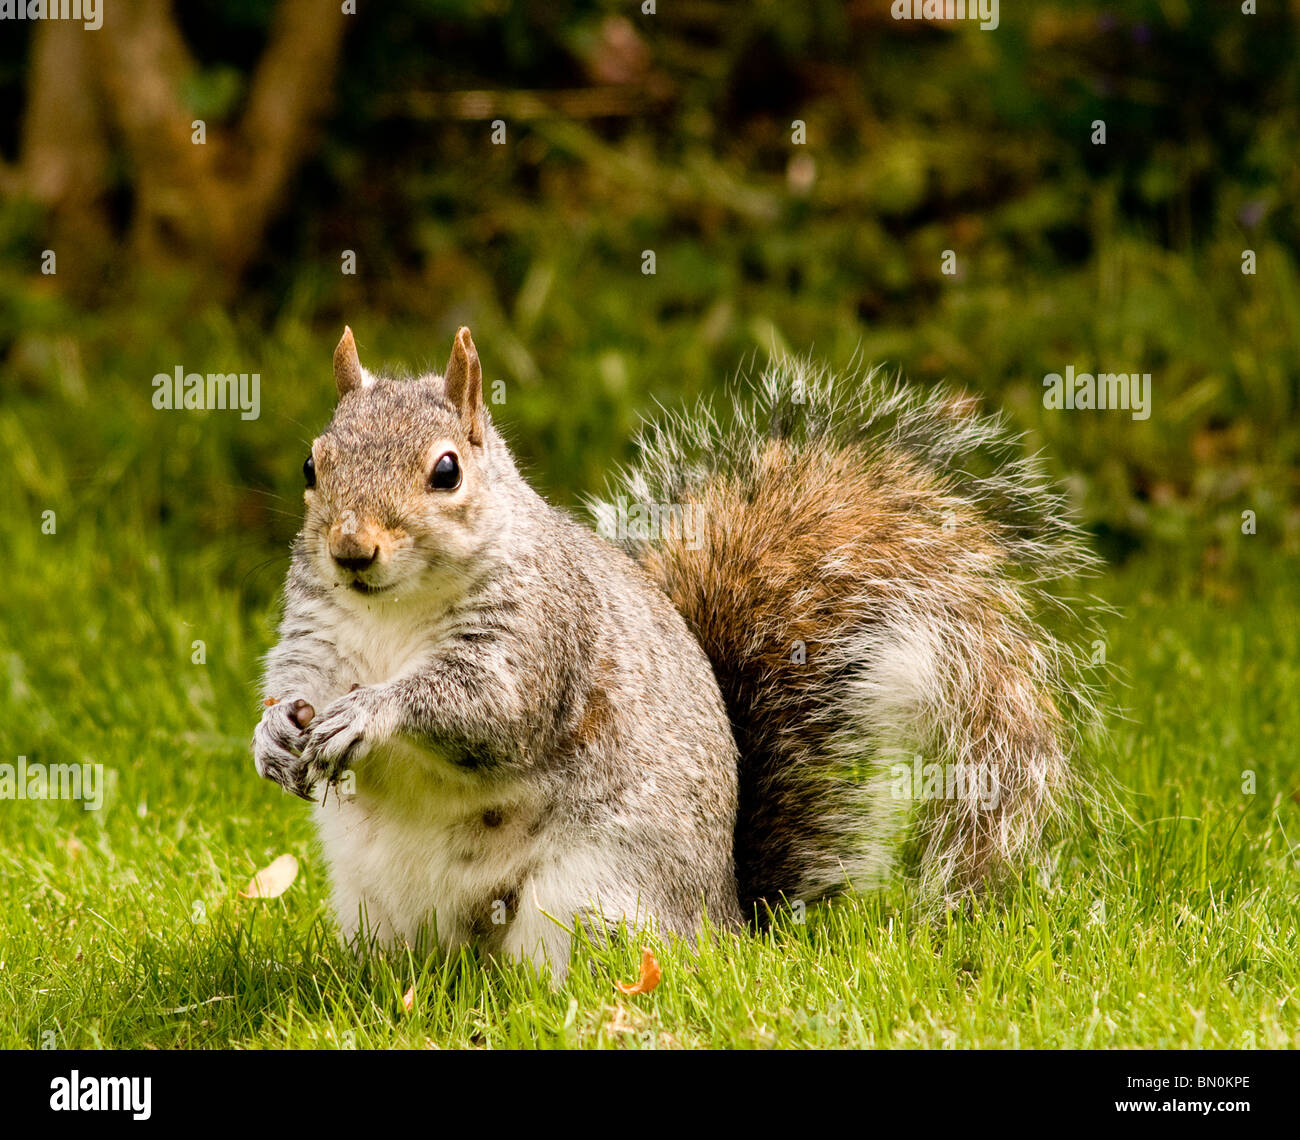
top-left (0, 467), bottom-right (1297, 1048)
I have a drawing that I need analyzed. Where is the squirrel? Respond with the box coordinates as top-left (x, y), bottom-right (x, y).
top-left (253, 326), bottom-right (1102, 975)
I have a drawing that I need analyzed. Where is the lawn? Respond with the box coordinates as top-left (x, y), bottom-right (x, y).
top-left (1, 450), bottom-right (1296, 1048)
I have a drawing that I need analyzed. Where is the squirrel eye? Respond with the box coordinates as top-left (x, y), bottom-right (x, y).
top-left (303, 454), bottom-right (316, 488)
top-left (429, 451), bottom-right (461, 491)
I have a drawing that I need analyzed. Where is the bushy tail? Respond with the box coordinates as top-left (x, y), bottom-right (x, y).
top-left (595, 357), bottom-right (1105, 915)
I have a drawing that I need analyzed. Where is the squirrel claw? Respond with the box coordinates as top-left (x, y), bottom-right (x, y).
top-left (253, 694), bottom-right (317, 799)
top-left (299, 688), bottom-right (380, 790)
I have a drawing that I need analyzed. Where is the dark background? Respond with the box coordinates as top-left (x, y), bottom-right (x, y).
top-left (1, 0), bottom-right (1297, 596)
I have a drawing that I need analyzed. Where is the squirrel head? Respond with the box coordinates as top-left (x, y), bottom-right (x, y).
top-left (299, 326), bottom-right (508, 604)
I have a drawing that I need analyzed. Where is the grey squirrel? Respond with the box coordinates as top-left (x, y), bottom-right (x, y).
top-left (253, 327), bottom-right (1101, 974)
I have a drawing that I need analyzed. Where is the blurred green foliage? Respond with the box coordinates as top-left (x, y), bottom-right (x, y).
top-left (0, 0), bottom-right (1297, 599)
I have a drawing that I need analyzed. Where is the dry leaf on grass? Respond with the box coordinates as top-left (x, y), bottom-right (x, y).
top-left (240, 853), bottom-right (299, 898)
top-left (614, 948), bottom-right (661, 995)
top-left (402, 985), bottom-right (415, 1013)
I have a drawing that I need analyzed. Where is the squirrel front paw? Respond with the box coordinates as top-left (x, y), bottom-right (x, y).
top-left (300, 686), bottom-right (393, 790)
top-left (253, 696), bottom-right (316, 801)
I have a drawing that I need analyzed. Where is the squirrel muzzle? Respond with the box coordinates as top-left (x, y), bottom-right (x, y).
top-left (329, 517), bottom-right (391, 575)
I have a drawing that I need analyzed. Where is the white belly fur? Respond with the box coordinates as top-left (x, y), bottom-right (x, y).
top-left (306, 596), bottom-right (648, 972)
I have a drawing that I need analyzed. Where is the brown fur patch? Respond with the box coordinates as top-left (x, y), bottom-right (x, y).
top-left (570, 659), bottom-right (618, 751)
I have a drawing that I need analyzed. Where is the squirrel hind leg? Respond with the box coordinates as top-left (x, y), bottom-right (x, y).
top-left (498, 866), bottom-right (650, 983)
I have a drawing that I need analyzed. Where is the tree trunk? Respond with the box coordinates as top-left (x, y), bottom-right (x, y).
top-left (95, 0), bottom-right (350, 295)
top-left (17, 19), bottom-right (115, 296)
top-left (9, 0), bottom-right (351, 300)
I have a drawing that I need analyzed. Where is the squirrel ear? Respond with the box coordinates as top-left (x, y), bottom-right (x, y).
top-left (444, 326), bottom-right (484, 446)
top-left (333, 326), bottom-right (365, 398)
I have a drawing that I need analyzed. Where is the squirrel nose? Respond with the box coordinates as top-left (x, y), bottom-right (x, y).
top-left (333, 547), bottom-right (379, 574)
